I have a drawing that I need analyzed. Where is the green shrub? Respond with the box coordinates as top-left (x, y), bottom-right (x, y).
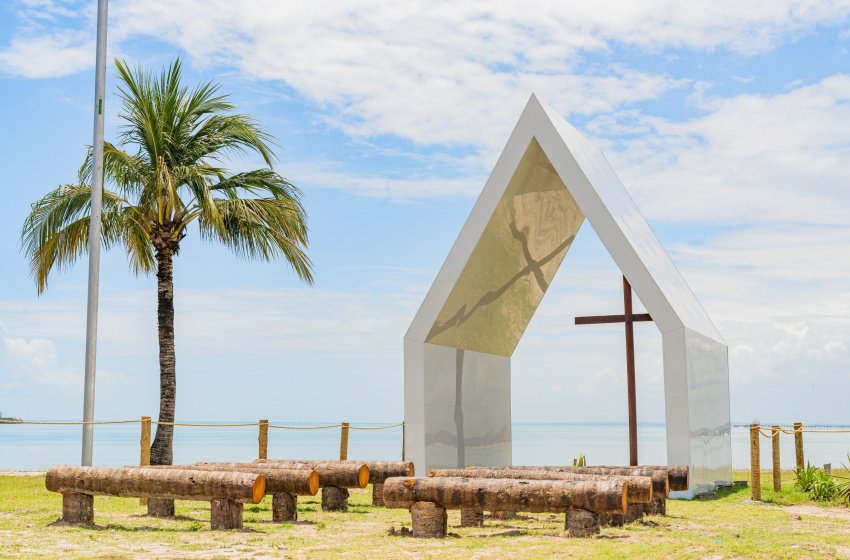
top-left (835, 454), bottom-right (850, 504)
top-left (795, 463), bottom-right (838, 501)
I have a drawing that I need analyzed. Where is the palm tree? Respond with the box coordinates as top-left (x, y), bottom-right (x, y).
top-left (21, 59), bottom-right (313, 465)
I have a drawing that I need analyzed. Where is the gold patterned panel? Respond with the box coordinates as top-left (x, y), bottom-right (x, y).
top-left (426, 138), bottom-right (585, 357)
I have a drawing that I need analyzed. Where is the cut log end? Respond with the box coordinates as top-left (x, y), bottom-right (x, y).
top-left (411, 501), bottom-right (447, 538)
top-left (622, 483), bottom-right (628, 513)
top-left (404, 462), bottom-right (415, 477)
top-left (308, 470), bottom-right (320, 496)
top-left (252, 475), bottom-right (266, 504)
top-left (358, 465), bottom-right (370, 488)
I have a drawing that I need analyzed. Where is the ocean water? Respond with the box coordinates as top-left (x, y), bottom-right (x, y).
top-left (1, 422), bottom-right (848, 471)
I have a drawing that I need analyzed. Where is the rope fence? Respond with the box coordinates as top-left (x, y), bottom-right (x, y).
top-left (749, 421), bottom-right (849, 501)
top-left (0, 417), bottom-right (407, 463)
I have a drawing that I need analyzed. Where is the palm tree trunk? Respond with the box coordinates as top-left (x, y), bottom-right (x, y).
top-left (150, 247), bottom-right (176, 465)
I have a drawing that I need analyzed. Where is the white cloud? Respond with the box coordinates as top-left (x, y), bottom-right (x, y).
top-left (2, 336), bottom-right (80, 387)
top-left (603, 74), bottom-right (850, 227)
top-left (0, 33), bottom-right (94, 78)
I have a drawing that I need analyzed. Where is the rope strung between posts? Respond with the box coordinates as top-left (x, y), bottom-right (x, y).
top-left (0, 419), bottom-right (404, 430)
top-left (0, 419), bottom-right (139, 425)
top-left (349, 422), bottom-right (404, 430)
top-left (267, 423), bottom-right (342, 430)
top-left (757, 427), bottom-right (850, 437)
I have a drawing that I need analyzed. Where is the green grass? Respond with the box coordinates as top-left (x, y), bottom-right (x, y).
top-left (1, 471), bottom-right (849, 559)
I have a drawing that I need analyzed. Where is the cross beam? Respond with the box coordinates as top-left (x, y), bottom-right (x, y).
top-left (574, 276), bottom-right (652, 466)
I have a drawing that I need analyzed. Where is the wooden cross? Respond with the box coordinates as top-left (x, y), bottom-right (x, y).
top-left (574, 276), bottom-right (652, 466)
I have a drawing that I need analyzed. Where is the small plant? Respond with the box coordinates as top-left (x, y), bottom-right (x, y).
top-left (795, 463), bottom-right (838, 501)
top-left (835, 454), bottom-right (850, 504)
top-left (572, 454), bottom-right (586, 467)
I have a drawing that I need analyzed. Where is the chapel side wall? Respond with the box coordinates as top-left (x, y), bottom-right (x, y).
top-left (404, 337), bottom-right (427, 475)
top-left (684, 328), bottom-right (733, 494)
top-left (662, 327), bottom-right (693, 497)
top-left (418, 343), bottom-right (512, 473)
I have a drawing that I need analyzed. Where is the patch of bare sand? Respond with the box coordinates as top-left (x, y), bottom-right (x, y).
top-left (0, 470), bottom-right (46, 476)
top-left (782, 504), bottom-right (850, 521)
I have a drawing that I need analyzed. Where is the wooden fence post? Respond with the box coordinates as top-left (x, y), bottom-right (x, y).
top-left (793, 422), bottom-right (804, 470)
top-left (771, 425), bottom-right (781, 492)
top-left (339, 422), bottom-right (350, 461)
top-left (750, 423), bottom-right (761, 501)
top-left (258, 419), bottom-right (269, 460)
top-left (139, 416), bottom-right (151, 505)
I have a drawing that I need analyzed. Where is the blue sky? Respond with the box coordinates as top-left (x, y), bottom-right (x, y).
top-left (1, 1), bottom-right (849, 427)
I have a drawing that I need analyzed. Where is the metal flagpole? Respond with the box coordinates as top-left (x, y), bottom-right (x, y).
top-left (82, 0), bottom-right (109, 466)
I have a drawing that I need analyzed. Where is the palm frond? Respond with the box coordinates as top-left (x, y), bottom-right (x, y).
top-left (20, 184), bottom-right (132, 292)
top-left (199, 196), bottom-right (313, 284)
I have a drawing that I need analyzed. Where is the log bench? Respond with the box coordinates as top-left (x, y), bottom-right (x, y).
top-left (356, 461), bottom-right (414, 506)
top-left (384, 477), bottom-right (627, 538)
top-left (145, 463), bottom-right (319, 522)
top-left (254, 460), bottom-right (369, 512)
top-left (45, 465), bottom-right (265, 530)
top-left (428, 468), bottom-right (654, 528)
top-left (512, 465), bottom-right (682, 518)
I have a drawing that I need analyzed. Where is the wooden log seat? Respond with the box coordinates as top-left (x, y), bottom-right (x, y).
top-left (45, 465), bottom-right (264, 530)
top-left (383, 477), bottom-right (627, 538)
top-left (587, 465), bottom-right (688, 492)
top-left (429, 468), bottom-right (653, 504)
top-left (147, 463), bottom-right (319, 522)
top-left (356, 461), bottom-right (414, 506)
top-left (511, 465), bottom-right (672, 519)
top-left (254, 459), bottom-right (369, 512)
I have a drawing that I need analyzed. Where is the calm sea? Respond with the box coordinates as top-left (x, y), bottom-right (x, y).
top-left (1, 422), bottom-right (848, 471)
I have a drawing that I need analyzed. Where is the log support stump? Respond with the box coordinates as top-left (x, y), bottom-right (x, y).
top-left (147, 498), bottom-right (175, 518)
top-left (565, 508), bottom-right (600, 538)
top-left (460, 507), bottom-right (484, 527)
top-left (62, 492), bottom-right (94, 524)
top-left (210, 499), bottom-right (243, 530)
top-left (649, 497), bottom-right (666, 516)
top-left (322, 486), bottom-right (350, 512)
top-left (490, 510), bottom-right (516, 520)
top-left (624, 502), bottom-right (644, 523)
top-left (598, 512), bottom-right (625, 527)
top-left (372, 482), bottom-right (384, 507)
top-left (411, 501), bottom-right (447, 538)
top-left (272, 492), bottom-right (298, 523)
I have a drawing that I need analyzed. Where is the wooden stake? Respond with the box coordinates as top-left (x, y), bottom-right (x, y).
top-left (411, 501), bottom-right (447, 538)
top-left (62, 492), bottom-right (94, 524)
top-left (258, 419), bottom-right (269, 460)
top-left (401, 421), bottom-right (406, 462)
top-left (139, 416), bottom-right (151, 506)
top-left (339, 422), bottom-right (350, 460)
top-left (750, 423), bottom-right (761, 501)
top-left (565, 509), bottom-right (600, 538)
top-left (771, 425), bottom-right (781, 492)
top-left (210, 499), bottom-right (243, 530)
top-left (372, 482), bottom-right (385, 507)
top-left (272, 492), bottom-right (298, 522)
top-left (460, 507), bottom-right (484, 527)
top-left (794, 422), bottom-right (804, 470)
top-left (322, 486), bottom-right (350, 511)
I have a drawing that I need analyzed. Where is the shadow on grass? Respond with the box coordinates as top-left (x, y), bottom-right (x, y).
top-left (49, 518), bottom-right (263, 533)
